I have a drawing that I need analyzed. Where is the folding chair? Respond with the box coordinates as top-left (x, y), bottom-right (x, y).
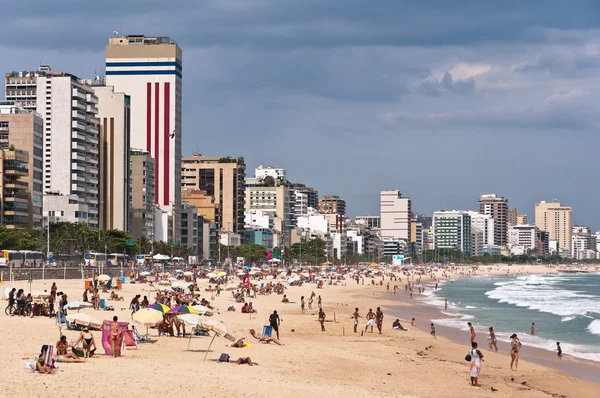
top-left (122, 329), bottom-right (138, 350)
top-left (131, 325), bottom-right (150, 343)
top-left (262, 325), bottom-right (273, 338)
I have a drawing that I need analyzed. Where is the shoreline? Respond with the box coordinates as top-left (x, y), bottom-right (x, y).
top-left (381, 267), bottom-right (600, 383)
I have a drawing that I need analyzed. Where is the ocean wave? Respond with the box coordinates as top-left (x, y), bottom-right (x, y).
top-left (561, 316), bottom-right (576, 322)
top-left (465, 305), bottom-right (478, 309)
top-left (484, 274), bottom-right (600, 317)
top-left (587, 320), bottom-right (600, 336)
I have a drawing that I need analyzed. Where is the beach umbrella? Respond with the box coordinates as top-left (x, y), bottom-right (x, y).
top-left (168, 305), bottom-right (197, 314)
top-left (148, 303), bottom-right (170, 313)
top-left (97, 274), bottom-right (111, 282)
top-left (140, 271), bottom-right (151, 276)
top-left (200, 319), bottom-right (236, 360)
top-left (216, 271), bottom-right (226, 277)
top-left (177, 314), bottom-right (207, 350)
top-left (66, 313), bottom-right (102, 329)
top-left (152, 254), bottom-right (170, 260)
top-left (65, 301), bottom-right (93, 312)
top-left (189, 305), bottom-right (213, 316)
top-left (171, 281), bottom-right (190, 289)
top-left (133, 308), bottom-right (164, 326)
top-left (175, 269), bottom-right (184, 273)
top-left (237, 271), bottom-right (246, 276)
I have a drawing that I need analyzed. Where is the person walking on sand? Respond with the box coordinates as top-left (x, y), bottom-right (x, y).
top-left (430, 323), bottom-right (437, 339)
top-left (352, 308), bottom-right (361, 333)
top-left (468, 322), bottom-right (476, 344)
top-left (318, 308), bottom-right (326, 332)
top-left (469, 342), bottom-right (484, 386)
top-left (317, 295), bottom-right (322, 309)
top-left (488, 327), bottom-right (498, 352)
top-left (269, 310), bottom-right (281, 340)
top-left (375, 307), bottom-right (384, 334)
top-left (510, 333), bottom-right (521, 370)
top-left (365, 308), bottom-right (376, 333)
top-left (300, 296), bottom-right (306, 314)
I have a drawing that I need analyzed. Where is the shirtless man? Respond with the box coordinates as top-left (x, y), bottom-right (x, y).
top-left (318, 308), bottom-right (326, 332)
top-left (352, 308), bottom-right (361, 333)
top-left (375, 307), bottom-right (384, 334)
top-left (110, 316), bottom-right (121, 357)
top-left (365, 309), bottom-right (376, 333)
top-left (468, 322), bottom-right (476, 344)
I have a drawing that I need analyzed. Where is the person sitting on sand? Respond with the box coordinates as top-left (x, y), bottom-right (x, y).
top-left (36, 354), bottom-right (53, 374)
top-left (241, 303), bottom-right (249, 313)
top-left (392, 319), bottom-right (407, 330)
top-left (249, 329), bottom-right (284, 345)
top-left (228, 305), bottom-right (236, 312)
top-left (55, 336), bottom-right (86, 363)
top-left (281, 294), bottom-right (289, 303)
top-left (74, 327), bottom-right (97, 358)
top-left (141, 296), bottom-right (149, 308)
top-left (110, 291), bottom-right (124, 301)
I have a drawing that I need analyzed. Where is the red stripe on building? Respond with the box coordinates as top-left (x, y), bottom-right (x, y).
top-left (146, 82), bottom-right (151, 152)
top-left (154, 82), bottom-right (160, 205)
top-left (163, 82), bottom-right (170, 206)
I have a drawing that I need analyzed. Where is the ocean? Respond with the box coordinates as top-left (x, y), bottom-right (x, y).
top-left (425, 272), bottom-right (600, 362)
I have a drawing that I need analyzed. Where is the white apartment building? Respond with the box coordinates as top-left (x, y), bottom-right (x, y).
top-left (346, 230), bottom-right (364, 254)
top-left (356, 215), bottom-right (381, 229)
top-left (93, 84), bottom-right (131, 232)
top-left (294, 189), bottom-right (309, 216)
top-left (245, 185), bottom-right (295, 234)
top-left (33, 69), bottom-right (100, 227)
top-left (466, 211), bottom-right (494, 255)
top-left (220, 231), bottom-right (241, 247)
top-left (106, 35), bottom-right (183, 216)
top-left (296, 214), bottom-right (329, 235)
top-left (508, 224), bottom-right (537, 255)
top-left (244, 209), bottom-right (273, 230)
top-left (380, 190), bottom-right (411, 241)
top-left (572, 232), bottom-right (595, 259)
top-left (330, 232), bottom-right (347, 260)
top-left (255, 165), bottom-right (286, 181)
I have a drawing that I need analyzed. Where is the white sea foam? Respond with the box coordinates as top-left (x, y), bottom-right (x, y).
top-left (465, 305), bottom-right (477, 309)
top-left (588, 320), bottom-right (600, 336)
top-left (561, 316), bottom-right (576, 322)
top-left (485, 274), bottom-right (600, 318)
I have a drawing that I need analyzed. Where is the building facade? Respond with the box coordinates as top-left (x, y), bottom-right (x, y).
top-left (130, 149), bottom-right (155, 241)
top-left (290, 183), bottom-right (318, 210)
top-left (508, 224), bottom-right (538, 255)
top-left (380, 190), bottom-right (411, 241)
top-left (432, 211), bottom-right (472, 252)
top-left (181, 154), bottom-right (246, 233)
top-left (0, 103), bottom-right (44, 228)
top-left (319, 195), bottom-right (346, 216)
top-left (245, 185), bottom-right (295, 236)
top-left (535, 201), bottom-right (573, 252)
top-left (478, 194), bottom-right (508, 247)
top-left (355, 215), bottom-right (381, 229)
top-left (93, 85), bottom-right (131, 232)
top-left (35, 70), bottom-right (100, 227)
top-left (106, 35), bottom-right (182, 216)
top-left (255, 165), bottom-right (286, 181)
top-left (0, 148), bottom-right (30, 228)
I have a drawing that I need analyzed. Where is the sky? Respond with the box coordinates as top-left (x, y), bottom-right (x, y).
top-left (2, 1), bottom-right (600, 227)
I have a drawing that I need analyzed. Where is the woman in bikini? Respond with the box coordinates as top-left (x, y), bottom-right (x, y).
top-left (74, 327), bottom-right (96, 358)
top-left (110, 316), bottom-right (121, 357)
top-left (56, 336), bottom-right (86, 363)
top-left (510, 333), bottom-right (521, 370)
top-left (488, 327), bottom-right (498, 352)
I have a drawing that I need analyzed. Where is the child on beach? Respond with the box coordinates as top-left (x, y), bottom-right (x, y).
top-left (556, 342), bottom-right (563, 359)
top-left (411, 318), bottom-right (415, 327)
top-left (430, 323), bottom-right (436, 338)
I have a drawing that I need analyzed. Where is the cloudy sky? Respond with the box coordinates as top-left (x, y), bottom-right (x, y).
top-left (2, 1), bottom-right (600, 226)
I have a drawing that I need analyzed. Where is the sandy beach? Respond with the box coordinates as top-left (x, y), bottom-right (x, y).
top-left (0, 264), bottom-right (598, 398)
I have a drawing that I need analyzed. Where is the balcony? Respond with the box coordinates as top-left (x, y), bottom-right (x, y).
top-left (88, 187), bottom-right (98, 195)
top-left (71, 142), bottom-right (86, 152)
top-left (87, 156), bottom-right (98, 165)
top-left (71, 173), bottom-right (86, 182)
top-left (88, 165), bottom-right (99, 175)
top-left (4, 179), bottom-right (28, 189)
top-left (4, 166), bottom-right (28, 177)
top-left (72, 110), bottom-right (86, 121)
top-left (87, 135), bottom-right (99, 145)
top-left (72, 100), bottom-right (86, 111)
top-left (72, 89), bottom-right (86, 101)
top-left (72, 120), bottom-right (86, 131)
top-left (3, 206), bottom-right (29, 216)
top-left (86, 94), bottom-right (98, 105)
top-left (86, 104), bottom-right (98, 114)
top-left (89, 176), bottom-right (99, 185)
top-left (71, 163), bottom-right (86, 172)
top-left (72, 131), bottom-right (87, 141)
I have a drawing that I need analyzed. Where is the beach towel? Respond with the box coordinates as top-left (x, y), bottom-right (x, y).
top-left (101, 320), bottom-right (129, 356)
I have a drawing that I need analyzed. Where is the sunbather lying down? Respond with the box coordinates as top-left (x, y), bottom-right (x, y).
top-left (236, 357), bottom-right (257, 366)
top-left (249, 329), bottom-right (284, 345)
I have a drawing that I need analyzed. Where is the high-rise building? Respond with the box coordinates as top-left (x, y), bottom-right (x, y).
top-left (535, 201), bottom-right (573, 251)
top-left (0, 103), bottom-right (44, 228)
top-left (105, 35), bottom-right (182, 217)
top-left (508, 208), bottom-right (518, 226)
top-left (0, 148), bottom-right (30, 228)
top-left (130, 149), bottom-right (155, 241)
top-left (289, 183), bottom-right (318, 210)
top-left (432, 211), bottom-right (472, 252)
top-left (478, 194), bottom-right (508, 246)
top-left (245, 185), bottom-right (295, 237)
top-left (179, 202), bottom-right (202, 257)
top-left (356, 215), bottom-right (381, 229)
top-left (380, 190), bottom-right (411, 242)
top-left (255, 165), bottom-right (286, 181)
top-left (508, 224), bottom-right (538, 255)
top-left (516, 214), bottom-right (527, 225)
top-left (319, 195), bottom-right (346, 217)
top-left (6, 67), bottom-right (100, 226)
top-left (93, 85), bottom-right (131, 232)
top-left (181, 154), bottom-right (246, 232)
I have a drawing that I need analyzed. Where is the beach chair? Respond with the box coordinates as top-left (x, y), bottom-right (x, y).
top-left (122, 329), bottom-right (137, 350)
top-left (131, 325), bottom-right (150, 343)
top-left (262, 325), bottom-right (273, 338)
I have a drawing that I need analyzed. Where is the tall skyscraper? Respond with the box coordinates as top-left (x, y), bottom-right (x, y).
top-left (535, 201), bottom-right (573, 252)
top-left (432, 211), bottom-right (472, 252)
top-left (0, 103), bottom-right (44, 228)
top-left (380, 190), bottom-right (412, 242)
top-left (105, 35), bottom-right (182, 215)
top-left (478, 194), bottom-right (508, 246)
top-left (130, 149), bottom-right (155, 241)
top-left (92, 84), bottom-right (131, 232)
